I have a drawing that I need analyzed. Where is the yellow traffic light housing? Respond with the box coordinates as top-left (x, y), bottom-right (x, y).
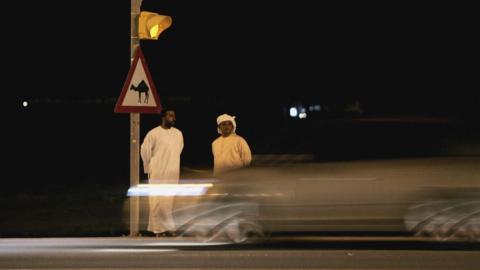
top-left (138, 11), bottom-right (172, 40)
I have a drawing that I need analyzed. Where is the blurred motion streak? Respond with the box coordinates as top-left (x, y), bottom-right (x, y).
top-left (126, 157), bottom-right (480, 243)
top-left (127, 183), bottom-right (213, 196)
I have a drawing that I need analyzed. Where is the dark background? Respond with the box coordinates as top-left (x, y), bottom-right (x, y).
top-left (6, 1), bottom-right (479, 236)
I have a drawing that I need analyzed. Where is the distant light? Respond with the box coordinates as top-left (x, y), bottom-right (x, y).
top-left (22, 101), bottom-right (28, 107)
top-left (309, 104), bottom-right (321, 111)
top-left (299, 112), bottom-right (307, 119)
top-left (289, 107), bottom-right (298, 117)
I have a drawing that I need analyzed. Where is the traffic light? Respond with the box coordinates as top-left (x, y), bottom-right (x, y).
top-left (138, 11), bottom-right (172, 40)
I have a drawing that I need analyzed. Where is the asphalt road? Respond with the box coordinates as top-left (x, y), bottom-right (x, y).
top-left (1, 237), bottom-right (479, 269)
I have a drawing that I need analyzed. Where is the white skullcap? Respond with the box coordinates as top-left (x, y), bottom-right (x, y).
top-left (216, 113), bottom-right (236, 134)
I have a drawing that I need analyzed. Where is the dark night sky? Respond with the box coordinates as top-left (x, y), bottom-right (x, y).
top-left (11, 1), bottom-right (480, 187)
top-left (14, 1), bottom-right (479, 109)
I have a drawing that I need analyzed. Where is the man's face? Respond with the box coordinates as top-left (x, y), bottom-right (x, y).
top-left (163, 111), bottom-right (176, 127)
top-left (219, 121), bottom-right (233, 136)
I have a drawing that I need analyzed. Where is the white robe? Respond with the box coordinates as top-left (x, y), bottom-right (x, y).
top-left (212, 134), bottom-right (252, 176)
top-left (140, 126), bottom-right (183, 233)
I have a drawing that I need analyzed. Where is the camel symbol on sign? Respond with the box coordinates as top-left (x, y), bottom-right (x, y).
top-left (130, 80), bottom-right (149, 103)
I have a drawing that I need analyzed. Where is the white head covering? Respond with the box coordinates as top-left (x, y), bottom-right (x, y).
top-left (216, 113), bottom-right (236, 134)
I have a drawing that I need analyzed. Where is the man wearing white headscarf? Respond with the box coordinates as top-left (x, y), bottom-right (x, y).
top-left (212, 113), bottom-right (252, 176)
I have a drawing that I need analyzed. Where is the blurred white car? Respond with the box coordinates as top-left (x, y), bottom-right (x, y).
top-left (132, 156), bottom-right (480, 243)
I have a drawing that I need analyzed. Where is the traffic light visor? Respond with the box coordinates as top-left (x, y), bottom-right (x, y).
top-left (139, 11), bottom-right (172, 40)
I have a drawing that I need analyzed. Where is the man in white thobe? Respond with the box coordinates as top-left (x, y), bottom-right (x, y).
top-left (212, 114), bottom-right (252, 176)
top-left (141, 110), bottom-right (183, 236)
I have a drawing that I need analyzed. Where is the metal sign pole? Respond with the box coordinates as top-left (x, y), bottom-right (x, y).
top-left (129, 0), bottom-right (142, 237)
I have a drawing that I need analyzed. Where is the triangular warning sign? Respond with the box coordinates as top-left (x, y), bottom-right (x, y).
top-left (114, 47), bottom-right (162, 113)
